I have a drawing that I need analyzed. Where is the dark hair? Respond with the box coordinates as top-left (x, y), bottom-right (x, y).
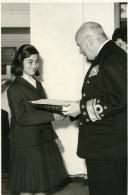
top-left (112, 27), bottom-right (127, 43)
top-left (11, 44), bottom-right (40, 76)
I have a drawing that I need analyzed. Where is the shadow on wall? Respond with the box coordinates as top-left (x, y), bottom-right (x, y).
top-left (36, 57), bottom-right (44, 82)
top-left (52, 117), bottom-right (79, 130)
top-left (52, 117), bottom-right (79, 154)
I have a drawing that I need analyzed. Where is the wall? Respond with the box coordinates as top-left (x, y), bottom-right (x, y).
top-left (31, 3), bottom-right (86, 176)
top-left (30, 2), bottom-right (114, 176)
top-left (1, 3), bottom-right (30, 27)
top-left (1, 3), bottom-right (30, 48)
top-left (1, 3), bottom-right (30, 115)
top-left (83, 2), bottom-right (114, 39)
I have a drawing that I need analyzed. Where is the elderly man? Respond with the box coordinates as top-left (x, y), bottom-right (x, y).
top-left (62, 22), bottom-right (127, 195)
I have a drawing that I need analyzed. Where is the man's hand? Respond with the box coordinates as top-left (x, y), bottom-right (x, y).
top-left (62, 101), bottom-right (81, 117)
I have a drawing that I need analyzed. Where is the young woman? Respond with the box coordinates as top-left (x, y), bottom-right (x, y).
top-left (7, 44), bottom-right (68, 195)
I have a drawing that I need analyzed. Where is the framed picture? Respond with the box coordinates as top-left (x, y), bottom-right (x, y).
top-left (1, 47), bottom-right (17, 80)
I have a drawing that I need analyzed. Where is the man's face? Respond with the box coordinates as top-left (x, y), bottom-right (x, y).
top-left (76, 33), bottom-right (95, 61)
top-left (115, 38), bottom-right (127, 53)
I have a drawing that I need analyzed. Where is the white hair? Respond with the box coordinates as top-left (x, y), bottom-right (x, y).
top-left (76, 22), bottom-right (108, 42)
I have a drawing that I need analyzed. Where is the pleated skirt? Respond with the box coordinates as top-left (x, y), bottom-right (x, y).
top-left (8, 140), bottom-right (69, 193)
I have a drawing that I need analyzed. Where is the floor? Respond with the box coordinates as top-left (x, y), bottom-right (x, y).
top-left (2, 176), bottom-right (89, 195)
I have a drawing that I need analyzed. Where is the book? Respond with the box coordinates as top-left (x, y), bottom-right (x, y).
top-left (30, 99), bottom-right (73, 113)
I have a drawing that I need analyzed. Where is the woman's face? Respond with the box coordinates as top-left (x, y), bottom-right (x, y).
top-left (23, 54), bottom-right (40, 76)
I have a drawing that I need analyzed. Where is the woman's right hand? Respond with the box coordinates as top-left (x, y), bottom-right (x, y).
top-left (53, 113), bottom-right (65, 121)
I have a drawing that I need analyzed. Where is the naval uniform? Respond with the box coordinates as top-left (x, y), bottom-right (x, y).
top-left (77, 41), bottom-right (127, 195)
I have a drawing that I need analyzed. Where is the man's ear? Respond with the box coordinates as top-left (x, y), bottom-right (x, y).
top-left (86, 35), bottom-right (93, 47)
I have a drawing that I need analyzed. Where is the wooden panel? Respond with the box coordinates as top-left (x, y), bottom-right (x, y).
top-left (1, 27), bottom-right (30, 34)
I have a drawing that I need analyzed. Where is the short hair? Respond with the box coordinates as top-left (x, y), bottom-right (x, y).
top-left (11, 44), bottom-right (40, 76)
top-left (112, 27), bottom-right (127, 43)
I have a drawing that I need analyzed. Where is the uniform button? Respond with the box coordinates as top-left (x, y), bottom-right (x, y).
top-left (97, 99), bottom-right (100, 103)
top-left (87, 80), bottom-right (90, 84)
top-left (81, 105), bottom-right (85, 109)
top-left (83, 93), bottom-right (86, 97)
top-left (80, 122), bottom-right (83, 126)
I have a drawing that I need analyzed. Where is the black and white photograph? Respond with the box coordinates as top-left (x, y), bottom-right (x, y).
top-left (1, 1), bottom-right (127, 195)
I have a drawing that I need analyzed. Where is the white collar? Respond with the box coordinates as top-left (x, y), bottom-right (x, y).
top-left (21, 75), bottom-right (36, 87)
top-left (22, 75), bottom-right (34, 81)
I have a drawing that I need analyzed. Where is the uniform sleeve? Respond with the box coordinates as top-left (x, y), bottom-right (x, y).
top-left (7, 87), bottom-right (55, 126)
top-left (80, 55), bottom-right (127, 123)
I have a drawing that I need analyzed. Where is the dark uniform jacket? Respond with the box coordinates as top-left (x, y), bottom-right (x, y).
top-left (77, 40), bottom-right (127, 159)
top-left (7, 77), bottom-right (57, 148)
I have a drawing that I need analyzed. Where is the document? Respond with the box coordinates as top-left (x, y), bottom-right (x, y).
top-left (30, 98), bottom-right (73, 113)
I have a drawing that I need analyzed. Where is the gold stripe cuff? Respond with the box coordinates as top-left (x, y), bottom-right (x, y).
top-left (86, 99), bottom-right (99, 122)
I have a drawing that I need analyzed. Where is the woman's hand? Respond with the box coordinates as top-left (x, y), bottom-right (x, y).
top-left (53, 113), bottom-right (65, 120)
